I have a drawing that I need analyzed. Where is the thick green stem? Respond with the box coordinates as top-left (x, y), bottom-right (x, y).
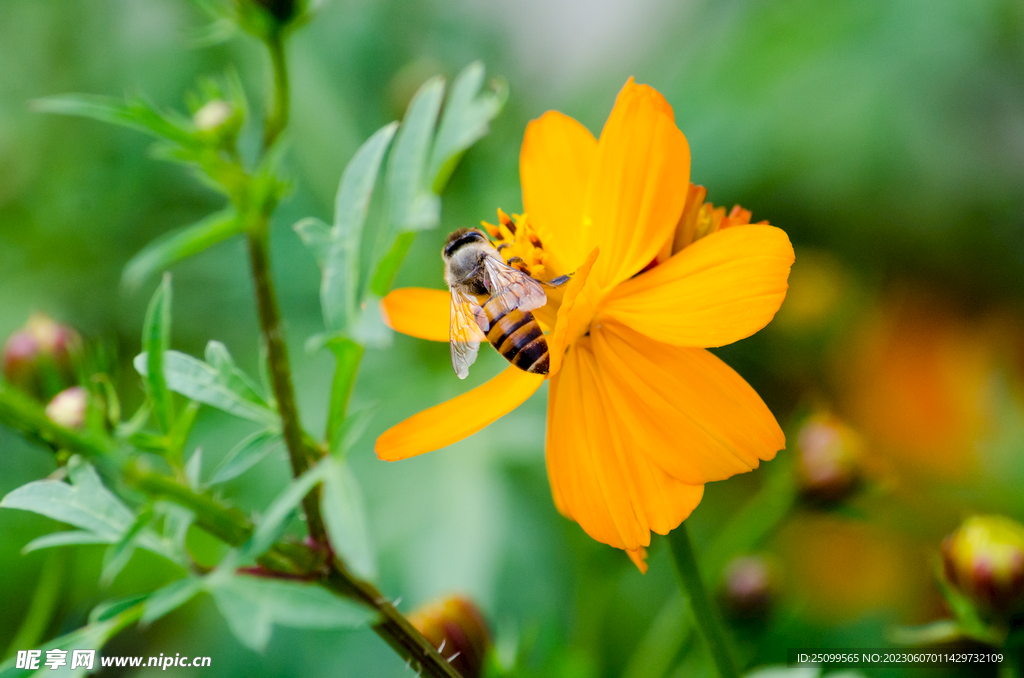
top-left (245, 229), bottom-right (326, 544)
top-left (262, 31), bottom-right (289, 150)
top-left (667, 523), bottom-right (740, 678)
top-left (0, 383), bottom-right (115, 457)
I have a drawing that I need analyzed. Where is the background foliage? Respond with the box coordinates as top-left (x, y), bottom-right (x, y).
top-left (1, 0), bottom-right (1024, 676)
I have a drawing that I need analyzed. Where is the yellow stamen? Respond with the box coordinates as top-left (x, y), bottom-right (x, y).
top-left (481, 209), bottom-right (550, 280)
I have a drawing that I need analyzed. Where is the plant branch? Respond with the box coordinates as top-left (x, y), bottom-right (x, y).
top-left (0, 383), bottom-right (115, 457)
top-left (245, 228), bottom-right (327, 545)
top-left (667, 522), bottom-right (740, 678)
top-left (262, 30), bottom-right (289, 151)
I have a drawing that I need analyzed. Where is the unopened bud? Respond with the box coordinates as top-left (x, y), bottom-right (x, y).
top-left (721, 555), bottom-right (777, 619)
top-left (408, 596), bottom-right (491, 678)
top-left (193, 100), bottom-right (234, 132)
top-left (794, 412), bottom-right (862, 502)
top-left (45, 386), bottom-right (88, 429)
top-left (942, 515), bottom-right (1024, 613)
top-left (2, 314), bottom-right (81, 399)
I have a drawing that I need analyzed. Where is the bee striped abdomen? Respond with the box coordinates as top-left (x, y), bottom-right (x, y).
top-left (483, 298), bottom-right (550, 375)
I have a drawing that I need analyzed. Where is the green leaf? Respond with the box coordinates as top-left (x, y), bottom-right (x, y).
top-left (208, 430), bottom-right (282, 486)
top-left (325, 338), bottom-right (363, 452)
top-left (101, 508), bottom-right (154, 586)
top-left (208, 574), bottom-right (372, 652)
top-left (203, 341), bottom-right (272, 408)
top-left (1, 460), bottom-right (133, 541)
top-left (122, 209), bottom-right (241, 290)
top-left (320, 122), bottom-right (398, 334)
top-left (428, 62), bottom-right (507, 192)
top-left (21, 530), bottom-right (112, 554)
top-left (142, 577), bottom-right (205, 625)
top-left (386, 76), bottom-right (445, 233)
top-left (134, 350), bottom-right (278, 426)
top-left (320, 458), bottom-right (376, 580)
top-left (238, 462), bottom-right (327, 562)
top-left (185, 447), bottom-right (203, 490)
top-left (330, 403), bottom-right (377, 457)
top-left (89, 594), bottom-right (149, 625)
top-left (143, 274), bottom-right (174, 434)
top-left (33, 94), bottom-right (197, 147)
top-left (293, 217), bottom-right (332, 267)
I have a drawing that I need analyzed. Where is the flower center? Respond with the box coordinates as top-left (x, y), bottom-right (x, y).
top-left (481, 209), bottom-right (550, 280)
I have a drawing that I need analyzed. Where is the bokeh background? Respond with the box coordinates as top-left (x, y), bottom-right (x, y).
top-left (2, 0), bottom-right (1024, 675)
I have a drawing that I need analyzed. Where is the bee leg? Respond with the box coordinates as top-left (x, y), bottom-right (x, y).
top-left (505, 256), bottom-right (528, 272)
top-left (496, 243), bottom-right (511, 253)
top-left (546, 275), bottom-right (571, 287)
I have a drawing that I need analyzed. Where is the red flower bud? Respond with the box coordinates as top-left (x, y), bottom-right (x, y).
top-left (942, 515), bottom-right (1024, 614)
top-left (794, 412), bottom-right (863, 503)
top-left (2, 314), bottom-right (81, 399)
top-left (408, 596), bottom-right (491, 678)
top-left (721, 555), bottom-right (778, 619)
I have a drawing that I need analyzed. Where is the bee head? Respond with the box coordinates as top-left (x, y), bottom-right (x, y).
top-left (443, 228), bottom-right (488, 260)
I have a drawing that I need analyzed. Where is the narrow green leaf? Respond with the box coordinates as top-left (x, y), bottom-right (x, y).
top-left (185, 448), bottom-right (203, 490)
top-left (89, 594), bottom-right (149, 625)
top-left (320, 458), bottom-right (376, 580)
top-left (369, 231), bottom-right (415, 297)
top-left (33, 94), bottom-right (196, 147)
top-left (1, 460), bottom-right (133, 541)
top-left (321, 122), bottom-right (398, 334)
top-left (203, 341), bottom-right (271, 408)
top-left (208, 574), bottom-right (372, 651)
top-left (101, 509), bottom-right (154, 585)
top-left (122, 209), bottom-right (241, 290)
top-left (349, 294), bottom-right (392, 348)
top-left (385, 76), bottom-right (445, 233)
top-left (142, 577), bottom-right (205, 625)
top-left (325, 338), bottom-right (363, 451)
top-left (208, 430), bottom-right (282, 486)
top-left (240, 463), bottom-right (327, 561)
top-left (330, 403), bottom-right (377, 457)
top-left (22, 531), bottom-right (112, 554)
top-left (428, 62), bottom-right (507, 192)
top-left (143, 274), bottom-right (174, 434)
top-left (134, 351), bottom-right (278, 426)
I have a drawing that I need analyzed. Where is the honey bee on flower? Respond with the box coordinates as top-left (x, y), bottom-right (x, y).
top-left (377, 78), bottom-right (795, 571)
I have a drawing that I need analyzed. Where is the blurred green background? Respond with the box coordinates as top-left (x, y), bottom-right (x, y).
top-left (2, 0), bottom-right (1024, 675)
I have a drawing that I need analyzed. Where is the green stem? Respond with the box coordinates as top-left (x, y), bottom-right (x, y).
top-left (245, 228), bottom-right (326, 544)
top-left (262, 30), bottom-right (289, 151)
top-left (667, 523), bottom-right (740, 678)
top-left (326, 339), bottom-right (363, 451)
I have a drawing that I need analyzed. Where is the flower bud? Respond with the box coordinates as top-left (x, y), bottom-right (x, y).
top-left (2, 314), bottom-right (81, 399)
top-left (794, 412), bottom-right (863, 502)
top-left (193, 100), bottom-right (235, 133)
top-left (721, 555), bottom-right (777, 619)
top-left (45, 386), bottom-right (88, 429)
top-left (942, 515), bottom-right (1024, 613)
top-left (408, 596), bottom-right (491, 678)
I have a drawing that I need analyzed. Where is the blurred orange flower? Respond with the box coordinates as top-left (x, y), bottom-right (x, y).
top-left (376, 79), bottom-right (794, 570)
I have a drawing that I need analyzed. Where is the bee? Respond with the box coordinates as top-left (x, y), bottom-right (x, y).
top-left (443, 227), bottom-right (567, 379)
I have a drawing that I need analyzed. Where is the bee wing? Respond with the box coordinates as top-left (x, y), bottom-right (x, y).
top-left (449, 288), bottom-right (488, 379)
top-left (481, 253), bottom-right (547, 316)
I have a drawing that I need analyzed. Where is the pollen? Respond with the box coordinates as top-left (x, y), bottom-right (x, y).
top-left (481, 209), bottom-right (549, 279)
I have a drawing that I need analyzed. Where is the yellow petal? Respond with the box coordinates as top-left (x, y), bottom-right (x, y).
top-left (380, 288), bottom-right (450, 342)
top-left (582, 79), bottom-right (690, 293)
top-left (548, 248), bottom-right (600, 376)
top-left (545, 337), bottom-right (704, 551)
top-left (520, 111), bottom-right (597, 274)
top-left (590, 320), bottom-right (785, 484)
top-left (376, 367), bottom-right (544, 461)
top-left (600, 225), bottom-right (794, 347)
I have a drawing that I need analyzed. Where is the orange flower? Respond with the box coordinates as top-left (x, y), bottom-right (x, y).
top-left (377, 79), bottom-right (794, 571)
